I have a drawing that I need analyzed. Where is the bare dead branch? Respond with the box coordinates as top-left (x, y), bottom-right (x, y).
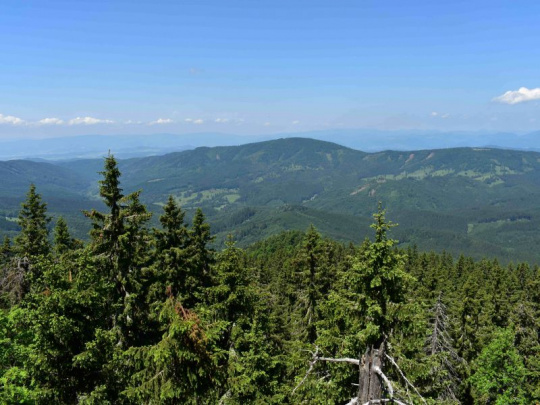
top-left (384, 353), bottom-right (426, 404)
top-left (317, 356), bottom-right (360, 365)
top-left (361, 399), bottom-right (407, 405)
top-left (292, 346), bottom-right (320, 396)
top-left (373, 365), bottom-right (393, 399)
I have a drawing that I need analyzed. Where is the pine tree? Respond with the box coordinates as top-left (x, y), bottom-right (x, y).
top-left (122, 294), bottom-right (219, 404)
top-left (212, 236), bottom-right (252, 341)
top-left (186, 208), bottom-right (214, 307)
top-left (352, 205), bottom-right (413, 402)
top-left (292, 225), bottom-right (326, 344)
top-left (150, 195), bottom-right (191, 302)
top-left (311, 204), bottom-right (417, 404)
top-left (15, 184), bottom-right (51, 258)
top-left (0, 236), bottom-right (12, 265)
top-left (53, 216), bottom-right (76, 256)
top-left (84, 154), bottom-right (152, 347)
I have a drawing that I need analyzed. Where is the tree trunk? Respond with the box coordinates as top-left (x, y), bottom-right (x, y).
top-left (358, 342), bottom-right (385, 403)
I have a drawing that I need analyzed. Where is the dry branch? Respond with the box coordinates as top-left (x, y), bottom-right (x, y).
top-left (384, 353), bottom-right (426, 404)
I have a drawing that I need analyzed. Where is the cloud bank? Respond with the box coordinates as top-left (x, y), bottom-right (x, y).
top-left (0, 114), bottom-right (25, 125)
top-left (185, 118), bottom-right (204, 124)
top-left (0, 113), bottom-right (248, 128)
top-left (149, 118), bottom-right (174, 125)
top-left (38, 118), bottom-right (64, 125)
top-left (494, 87), bottom-right (540, 104)
top-left (69, 116), bottom-right (115, 125)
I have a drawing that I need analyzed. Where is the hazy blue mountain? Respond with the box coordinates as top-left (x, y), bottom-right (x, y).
top-left (1, 129), bottom-right (539, 161)
top-left (0, 133), bottom-right (258, 160)
top-left (2, 137), bottom-right (540, 263)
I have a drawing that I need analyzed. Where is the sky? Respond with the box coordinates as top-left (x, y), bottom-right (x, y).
top-left (1, 0), bottom-right (540, 139)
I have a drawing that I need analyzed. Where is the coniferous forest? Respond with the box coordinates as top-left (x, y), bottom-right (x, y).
top-left (1, 155), bottom-right (539, 404)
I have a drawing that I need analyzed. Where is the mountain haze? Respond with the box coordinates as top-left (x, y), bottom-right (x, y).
top-left (2, 130), bottom-right (540, 161)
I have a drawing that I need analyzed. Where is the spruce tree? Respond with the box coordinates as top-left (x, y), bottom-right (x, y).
top-left (314, 204), bottom-right (416, 404)
top-left (53, 216), bottom-right (74, 256)
top-left (0, 236), bottom-right (12, 265)
top-left (151, 195), bottom-right (190, 302)
top-left (186, 208), bottom-right (214, 307)
top-left (15, 184), bottom-right (51, 258)
top-left (352, 205), bottom-right (412, 402)
top-left (84, 154), bottom-right (152, 347)
top-left (292, 225), bottom-right (326, 344)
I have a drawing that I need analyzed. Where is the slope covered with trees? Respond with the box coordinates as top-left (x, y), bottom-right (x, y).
top-left (2, 138), bottom-right (540, 263)
top-left (0, 155), bottom-right (538, 404)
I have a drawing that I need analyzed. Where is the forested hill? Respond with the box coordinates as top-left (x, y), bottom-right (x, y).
top-left (2, 137), bottom-right (540, 262)
top-left (1, 156), bottom-right (538, 403)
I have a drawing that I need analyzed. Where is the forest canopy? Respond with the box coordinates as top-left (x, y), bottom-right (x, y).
top-left (0, 155), bottom-right (538, 404)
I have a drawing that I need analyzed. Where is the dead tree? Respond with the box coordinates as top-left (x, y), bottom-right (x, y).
top-left (0, 256), bottom-right (30, 305)
top-left (424, 292), bottom-right (462, 402)
top-left (358, 343), bottom-right (386, 403)
top-left (293, 345), bottom-right (425, 405)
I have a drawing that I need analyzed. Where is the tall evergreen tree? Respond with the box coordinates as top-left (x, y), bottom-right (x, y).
top-left (53, 216), bottom-right (77, 256)
top-left (186, 208), bottom-right (214, 307)
top-left (351, 205), bottom-right (413, 402)
top-left (292, 225), bottom-right (327, 344)
top-left (150, 195), bottom-right (191, 303)
top-left (0, 236), bottom-right (12, 265)
top-left (15, 184), bottom-right (51, 258)
top-left (312, 204), bottom-right (417, 404)
top-left (84, 154), bottom-right (152, 347)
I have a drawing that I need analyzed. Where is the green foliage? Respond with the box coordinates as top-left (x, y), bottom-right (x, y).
top-left (148, 195), bottom-right (191, 308)
top-left (185, 208), bottom-right (214, 307)
top-left (0, 152), bottom-right (539, 404)
top-left (53, 216), bottom-right (81, 256)
top-left (469, 328), bottom-right (528, 404)
top-left (0, 307), bottom-right (37, 403)
top-left (84, 154), bottom-right (152, 348)
top-left (351, 205), bottom-right (413, 346)
top-left (122, 297), bottom-right (220, 404)
top-left (15, 184), bottom-right (51, 258)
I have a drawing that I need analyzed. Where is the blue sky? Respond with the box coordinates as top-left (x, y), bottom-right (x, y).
top-left (1, 0), bottom-right (540, 138)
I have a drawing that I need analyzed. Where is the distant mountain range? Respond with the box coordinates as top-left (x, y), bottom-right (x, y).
top-left (1, 129), bottom-right (540, 161)
top-left (2, 137), bottom-right (540, 264)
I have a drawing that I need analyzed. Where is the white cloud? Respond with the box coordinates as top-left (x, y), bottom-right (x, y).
top-left (185, 118), bottom-right (204, 124)
top-left (292, 120), bottom-right (300, 125)
top-left (493, 87), bottom-right (540, 104)
top-left (68, 116), bottom-right (114, 125)
top-left (38, 117), bottom-right (64, 125)
top-left (431, 112), bottom-right (450, 119)
top-left (149, 118), bottom-right (174, 125)
top-left (264, 122), bottom-right (271, 126)
top-left (0, 114), bottom-right (25, 125)
top-left (215, 118), bottom-right (229, 123)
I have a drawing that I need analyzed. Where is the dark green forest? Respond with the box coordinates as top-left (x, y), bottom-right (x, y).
top-left (1, 155), bottom-right (539, 404)
top-left (3, 138), bottom-right (540, 263)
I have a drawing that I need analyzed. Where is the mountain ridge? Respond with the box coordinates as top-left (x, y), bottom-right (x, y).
top-left (2, 129), bottom-right (540, 161)
top-left (2, 137), bottom-right (540, 263)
